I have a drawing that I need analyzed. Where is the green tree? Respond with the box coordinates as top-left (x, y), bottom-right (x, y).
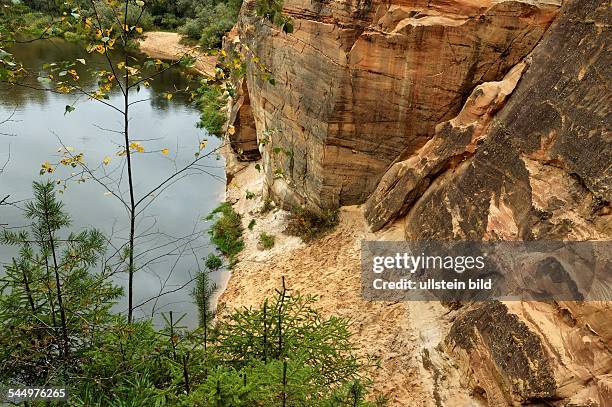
top-left (0, 181), bottom-right (122, 386)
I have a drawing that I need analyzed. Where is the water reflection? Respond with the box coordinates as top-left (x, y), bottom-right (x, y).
top-left (0, 39), bottom-right (226, 328)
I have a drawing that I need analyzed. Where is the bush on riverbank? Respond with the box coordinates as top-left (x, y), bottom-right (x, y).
top-left (207, 202), bottom-right (244, 263)
top-left (195, 82), bottom-right (227, 136)
top-left (180, 0), bottom-right (242, 49)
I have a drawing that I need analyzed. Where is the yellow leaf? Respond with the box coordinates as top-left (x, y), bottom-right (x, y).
top-left (136, 27), bottom-right (143, 34)
top-left (161, 148), bottom-right (169, 156)
top-left (199, 140), bottom-right (208, 150)
top-left (103, 156), bottom-right (112, 165)
top-left (40, 161), bottom-right (55, 174)
top-left (165, 93), bottom-right (173, 101)
top-left (129, 142), bottom-right (145, 153)
top-left (227, 125), bottom-right (236, 135)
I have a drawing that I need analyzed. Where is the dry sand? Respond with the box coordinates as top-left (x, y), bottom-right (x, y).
top-left (218, 160), bottom-right (479, 406)
top-left (137, 32), bottom-right (217, 77)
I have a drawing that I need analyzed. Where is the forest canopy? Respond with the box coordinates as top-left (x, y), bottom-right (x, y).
top-left (15, 0), bottom-right (244, 48)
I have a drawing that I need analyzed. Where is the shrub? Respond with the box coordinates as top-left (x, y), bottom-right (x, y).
top-left (258, 231), bottom-right (275, 250)
top-left (195, 83), bottom-right (227, 136)
top-left (204, 253), bottom-right (223, 270)
top-left (179, 17), bottom-right (203, 40)
top-left (207, 202), bottom-right (244, 262)
top-left (197, 3), bottom-right (236, 49)
top-left (177, 0), bottom-right (243, 49)
top-left (285, 206), bottom-right (340, 242)
top-left (259, 197), bottom-right (274, 214)
top-left (247, 219), bottom-right (256, 230)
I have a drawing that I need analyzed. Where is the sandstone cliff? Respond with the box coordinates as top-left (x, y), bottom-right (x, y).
top-left (221, 0), bottom-right (612, 405)
top-left (227, 0), bottom-right (561, 210)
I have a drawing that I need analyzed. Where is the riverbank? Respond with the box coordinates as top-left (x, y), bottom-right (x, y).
top-left (138, 32), bottom-right (217, 77)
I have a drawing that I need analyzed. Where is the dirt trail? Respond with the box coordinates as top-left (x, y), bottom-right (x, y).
top-left (218, 162), bottom-right (478, 406)
top-left (138, 32), bottom-right (217, 76)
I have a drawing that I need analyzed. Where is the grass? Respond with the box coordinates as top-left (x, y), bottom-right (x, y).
top-left (258, 232), bottom-right (275, 250)
top-left (207, 202), bottom-right (244, 263)
top-left (285, 206), bottom-right (340, 242)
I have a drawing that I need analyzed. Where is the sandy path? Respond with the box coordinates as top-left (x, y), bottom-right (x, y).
top-left (138, 32), bottom-right (217, 77)
top-left (218, 162), bottom-right (478, 406)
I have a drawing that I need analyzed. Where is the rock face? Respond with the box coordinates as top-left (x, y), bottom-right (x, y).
top-left (399, 1), bottom-right (612, 405)
top-left (364, 60), bottom-right (528, 231)
top-left (402, 0), bottom-right (611, 242)
top-left (225, 0), bottom-right (612, 405)
top-left (226, 77), bottom-right (260, 161)
top-left (229, 0), bottom-right (560, 209)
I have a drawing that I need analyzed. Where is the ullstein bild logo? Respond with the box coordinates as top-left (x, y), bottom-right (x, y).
top-left (361, 241), bottom-right (612, 302)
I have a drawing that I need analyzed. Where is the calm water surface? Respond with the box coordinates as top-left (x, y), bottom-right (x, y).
top-left (0, 39), bottom-right (226, 327)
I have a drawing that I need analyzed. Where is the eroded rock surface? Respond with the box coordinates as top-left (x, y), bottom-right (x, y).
top-left (401, 1), bottom-right (612, 404)
top-left (229, 0), bottom-right (560, 209)
top-left (403, 0), bottom-right (611, 241)
top-left (226, 77), bottom-right (260, 161)
top-left (364, 61), bottom-right (528, 231)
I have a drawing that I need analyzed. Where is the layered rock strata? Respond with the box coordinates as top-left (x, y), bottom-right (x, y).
top-left (227, 0), bottom-right (560, 209)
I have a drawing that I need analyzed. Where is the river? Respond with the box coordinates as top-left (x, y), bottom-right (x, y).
top-left (0, 39), bottom-right (227, 328)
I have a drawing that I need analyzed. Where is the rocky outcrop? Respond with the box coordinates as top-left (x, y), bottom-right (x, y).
top-left (223, 0), bottom-right (611, 405)
top-left (399, 1), bottom-right (612, 404)
top-left (364, 60), bottom-right (528, 231)
top-left (446, 300), bottom-right (612, 406)
top-left (402, 0), bottom-right (611, 241)
top-left (229, 0), bottom-right (560, 210)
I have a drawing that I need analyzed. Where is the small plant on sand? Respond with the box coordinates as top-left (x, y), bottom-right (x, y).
top-left (285, 206), bottom-right (340, 242)
top-left (247, 219), bottom-right (256, 230)
top-left (204, 253), bottom-right (223, 270)
top-left (258, 232), bottom-right (275, 250)
top-left (259, 197), bottom-right (275, 214)
top-left (207, 202), bottom-right (244, 263)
